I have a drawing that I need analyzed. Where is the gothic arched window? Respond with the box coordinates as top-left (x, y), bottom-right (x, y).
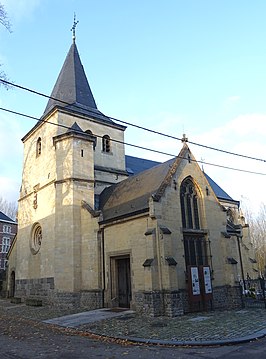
top-left (36, 137), bottom-right (42, 157)
top-left (102, 135), bottom-right (111, 153)
top-left (180, 178), bottom-right (200, 229)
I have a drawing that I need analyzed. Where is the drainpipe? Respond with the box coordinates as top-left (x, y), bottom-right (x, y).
top-left (237, 235), bottom-right (246, 291)
top-left (101, 228), bottom-right (105, 308)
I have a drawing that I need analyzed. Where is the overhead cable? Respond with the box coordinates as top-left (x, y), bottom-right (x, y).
top-left (1, 105), bottom-right (266, 176)
top-left (1, 78), bottom-right (265, 164)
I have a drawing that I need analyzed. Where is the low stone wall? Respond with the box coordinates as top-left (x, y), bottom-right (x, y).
top-left (14, 277), bottom-right (103, 309)
top-left (212, 285), bottom-right (242, 310)
top-left (14, 278), bottom-right (243, 315)
top-left (15, 277), bottom-right (54, 302)
top-left (134, 290), bottom-right (186, 317)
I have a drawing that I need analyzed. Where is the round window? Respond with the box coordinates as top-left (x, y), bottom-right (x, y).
top-left (30, 224), bottom-right (42, 254)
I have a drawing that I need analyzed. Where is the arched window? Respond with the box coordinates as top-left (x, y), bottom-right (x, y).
top-left (36, 137), bottom-right (42, 157)
top-left (30, 223), bottom-right (42, 254)
top-left (102, 135), bottom-right (111, 153)
top-left (180, 178), bottom-right (200, 230)
top-left (85, 129), bottom-right (97, 150)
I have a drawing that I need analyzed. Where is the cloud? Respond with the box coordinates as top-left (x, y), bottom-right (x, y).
top-left (223, 95), bottom-right (241, 111)
top-left (0, 112), bottom-right (24, 202)
top-left (0, 176), bottom-right (20, 203)
top-left (190, 113), bottom-right (266, 215)
top-left (226, 95), bottom-right (240, 103)
top-left (127, 112), bottom-right (266, 216)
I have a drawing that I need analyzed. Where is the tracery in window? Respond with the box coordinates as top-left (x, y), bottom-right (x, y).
top-left (180, 177), bottom-right (200, 229)
top-left (30, 224), bottom-right (42, 254)
top-left (102, 135), bottom-right (111, 153)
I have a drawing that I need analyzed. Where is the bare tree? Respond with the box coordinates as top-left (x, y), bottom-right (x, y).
top-left (0, 2), bottom-right (12, 89)
top-left (244, 203), bottom-right (266, 276)
top-left (0, 196), bottom-right (17, 221)
top-left (0, 3), bottom-right (11, 31)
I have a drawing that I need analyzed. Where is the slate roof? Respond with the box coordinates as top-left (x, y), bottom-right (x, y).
top-left (125, 155), bottom-right (160, 175)
top-left (100, 146), bottom-right (190, 223)
top-left (42, 42), bottom-right (114, 124)
top-left (22, 41), bottom-right (125, 141)
top-left (125, 155), bottom-right (234, 202)
top-left (203, 172), bottom-right (235, 202)
top-left (101, 148), bottom-right (237, 222)
top-left (0, 211), bottom-right (15, 223)
top-left (100, 157), bottom-right (176, 222)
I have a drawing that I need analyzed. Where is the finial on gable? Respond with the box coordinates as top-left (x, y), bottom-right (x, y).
top-left (181, 133), bottom-right (188, 143)
top-left (71, 13), bottom-right (79, 43)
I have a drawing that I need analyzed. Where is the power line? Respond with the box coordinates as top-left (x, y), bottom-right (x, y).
top-left (1, 78), bottom-right (266, 164)
top-left (1, 105), bottom-right (266, 176)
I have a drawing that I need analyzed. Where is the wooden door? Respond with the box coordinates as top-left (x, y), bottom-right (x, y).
top-left (188, 265), bottom-right (213, 312)
top-left (117, 258), bottom-right (131, 308)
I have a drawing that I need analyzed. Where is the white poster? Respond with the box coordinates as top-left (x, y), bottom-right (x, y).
top-left (203, 266), bottom-right (212, 294)
top-left (191, 267), bottom-right (200, 295)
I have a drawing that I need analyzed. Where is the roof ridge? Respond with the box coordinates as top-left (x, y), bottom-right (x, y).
top-left (152, 145), bottom-right (189, 201)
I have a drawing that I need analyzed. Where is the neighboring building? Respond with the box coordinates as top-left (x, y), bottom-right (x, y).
top-left (0, 211), bottom-right (17, 271)
top-left (7, 36), bottom-right (258, 316)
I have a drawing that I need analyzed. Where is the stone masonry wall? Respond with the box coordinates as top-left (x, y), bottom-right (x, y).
top-left (14, 277), bottom-right (103, 309)
top-left (212, 285), bottom-right (242, 310)
top-left (134, 290), bottom-right (186, 317)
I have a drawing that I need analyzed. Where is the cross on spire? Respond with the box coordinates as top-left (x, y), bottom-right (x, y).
top-left (71, 13), bottom-right (79, 43)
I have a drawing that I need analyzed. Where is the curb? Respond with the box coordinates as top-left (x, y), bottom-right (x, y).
top-left (101, 328), bottom-right (266, 347)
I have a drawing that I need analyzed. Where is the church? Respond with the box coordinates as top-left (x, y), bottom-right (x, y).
top-left (7, 33), bottom-right (258, 316)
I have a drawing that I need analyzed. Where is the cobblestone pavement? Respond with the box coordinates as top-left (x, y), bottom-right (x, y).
top-left (78, 308), bottom-right (266, 343)
top-left (0, 299), bottom-right (265, 345)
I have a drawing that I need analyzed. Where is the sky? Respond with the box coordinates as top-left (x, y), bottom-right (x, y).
top-left (0, 0), bottom-right (266, 216)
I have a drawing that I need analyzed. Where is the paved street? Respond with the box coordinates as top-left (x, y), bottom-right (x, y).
top-left (0, 299), bottom-right (266, 358)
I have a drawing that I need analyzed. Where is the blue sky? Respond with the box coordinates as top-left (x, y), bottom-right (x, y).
top-left (0, 0), bottom-right (266, 215)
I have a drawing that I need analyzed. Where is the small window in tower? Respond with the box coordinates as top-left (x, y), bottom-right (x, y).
top-left (85, 130), bottom-right (97, 151)
top-left (30, 223), bottom-right (42, 255)
top-left (102, 135), bottom-right (111, 153)
top-left (36, 137), bottom-right (42, 157)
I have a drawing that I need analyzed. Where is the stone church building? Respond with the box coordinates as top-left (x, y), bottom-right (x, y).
top-left (7, 37), bottom-right (258, 316)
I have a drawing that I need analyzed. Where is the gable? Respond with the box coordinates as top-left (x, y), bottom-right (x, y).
top-left (125, 154), bottom-right (237, 204)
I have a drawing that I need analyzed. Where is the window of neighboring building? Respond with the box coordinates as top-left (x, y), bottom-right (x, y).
top-left (85, 130), bottom-right (92, 135)
top-left (3, 225), bottom-right (11, 233)
top-left (180, 177), bottom-right (200, 230)
top-left (30, 224), bottom-right (42, 254)
top-left (0, 237), bottom-right (10, 253)
top-left (36, 137), bottom-right (42, 157)
top-left (102, 135), bottom-right (111, 153)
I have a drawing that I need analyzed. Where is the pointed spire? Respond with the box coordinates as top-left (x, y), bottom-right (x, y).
top-left (43, 41), bottom-right (98, 117)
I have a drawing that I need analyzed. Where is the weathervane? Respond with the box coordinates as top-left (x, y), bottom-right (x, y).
top-left (71, 13), bottom-right (79, 42)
